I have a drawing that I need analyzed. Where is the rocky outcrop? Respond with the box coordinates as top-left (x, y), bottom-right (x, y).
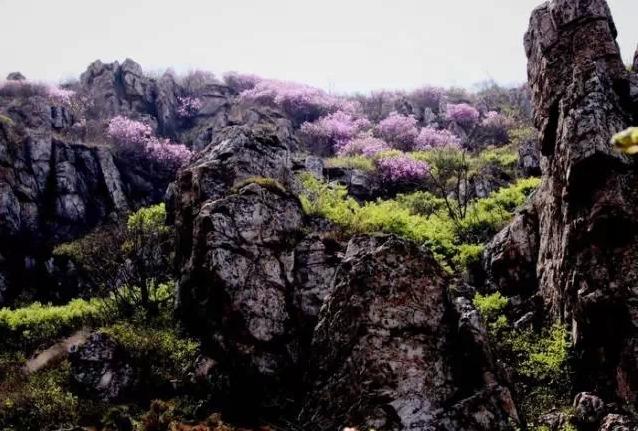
top-left (0, 91), bottom-right (169, 304)
top-left (483, 205), bottom-right (539, 296)
top-left (69, 332), bottom-right (136, 402)
top-left (517, 130), bottom-right (541, 176)
top-left (80, 59), bottom-right (156, 124)
top-left (173, 121), bottom-right (519, 425)
top-left (486, 0), bottom-right (638, 409)
top-left (173, 121), bottom-right (344, 412)
top-left (300, 235), bottom-right (518, 430)
top-left (6, 72), bottom-right (26, 81)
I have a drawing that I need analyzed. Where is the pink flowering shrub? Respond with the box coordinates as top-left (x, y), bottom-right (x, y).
top-left (107, 116), bottom-right (152, 147)
top-left (223, 72), bottom-right (263, 92)
top-left (481, 111), bottom-right (514, 129)
top-left (240, 79), bottom-right (352, 123)
top-left (46, 85), bottom-right (76, 106)
top-left (145, 137), bottom-right (192, 168)
top-left (415, 127), bottom-right (461, 150)
top-left (337, 135), bottom-right (390, 156)
top-left (375, 112), bottom-right (419, 151)
top-left (376, 154), bottom-right (429, 182)
top-left (107, 116), bottom-right (192, 169)
top-left (446, 103), bottom-right (480, 127)
top-left (177, 96), bottom-right (203, 118)
top-left (300, 110), bottom-right (371, 153)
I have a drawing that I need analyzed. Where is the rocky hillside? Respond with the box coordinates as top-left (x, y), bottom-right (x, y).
top-left (0, 0), bottom-right (637, 430)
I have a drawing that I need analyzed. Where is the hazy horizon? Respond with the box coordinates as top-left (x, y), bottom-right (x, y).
top-left (1, 0), bottom-right (636, 93)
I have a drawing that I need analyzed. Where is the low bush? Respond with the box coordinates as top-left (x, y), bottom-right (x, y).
top-left (0, 360), bottom-right (79, 430)
top-left (298, 172), bottom-right (539, 270)
top-left (474, 292), bottom-right (572, 426)
top-left (100, 322), bottom-right (199, 385)
top-left (0, 298), bottom-right (102, 351)
top-left (324, 155), bottom-right (376, 172)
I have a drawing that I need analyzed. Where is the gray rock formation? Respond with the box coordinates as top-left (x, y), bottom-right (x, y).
top-left (69, 332), bottom-right (135, 402)
top-left (598, 413), bottom-right (637, 431)
top-left (517, 130), bottom-right (541, 176)
top-left (80, 59), bottom-right (155, 123)
top-left (573, 392), bottom-right (606, 427)
top-left (6, 72), bottom-right (26, 81)
top-left (300, 235), bottom-right (518, 430)
top-left (486, 0), bottom-right (638, 407)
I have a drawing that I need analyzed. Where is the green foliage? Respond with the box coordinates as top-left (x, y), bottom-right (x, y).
top-left (511, 324), bottom-right (570, 381)
top-left (472, 145), bottom-right (518, 173)
top-left (0, 298), bottom-right (102, 351)
top-left (324, 155), bottom-right (375, 171)
top-left (127, 203), bottom-right (169, 234)
top-left (55, 204), bottom-right (174, 315)
top-left (394, 190), bottom-right (446, 217)
top-left (473, 292), bottom-right (508, 321)
top-left (453, 243), bottom-right (484, 269)
top-left (475, 291), bottom-right (572, 426)
top-left (100, 321), bottom-right (199, 383)
top-left (298, 172), bottom-right (540, 271)
top-left (0, 360), bottom-right (79, 430)
top-left (232, 176), bottom-right (287, 194)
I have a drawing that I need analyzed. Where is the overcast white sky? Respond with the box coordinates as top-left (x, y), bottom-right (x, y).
top-left (1, 0), bottom-right (636, 93)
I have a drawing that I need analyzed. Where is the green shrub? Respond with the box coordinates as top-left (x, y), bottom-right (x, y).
top-left (476, 290), bottom-right (572, 426)
top-left (473, 292), bottom-right (508, 321)
top-left (395, 191), bottom-right (446, 216)
top-left (100, 321), bottom-right (199, 383)
top-left (472, 145), bottom-right (518, 173)
top-left (0, 298), bottom-right (102, 351)
top-left (324, 155), bottom-right (375, 172)
top-left (0, 360), bottom-right (79, 430)
top-left (55, 204), bottom-right (174, 315)
top-left (298, 172), bottom-right (540, 271)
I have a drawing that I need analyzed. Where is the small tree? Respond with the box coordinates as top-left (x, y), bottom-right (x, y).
top-left (53, 204), bottom-right (173, 315)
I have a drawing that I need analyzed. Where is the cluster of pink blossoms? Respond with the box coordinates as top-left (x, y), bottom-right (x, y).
top-left (337, 135), bottom-right (390, 157)
top-left (46, 85), bottom-right (76, 106)
top-left (376, 154), bottom-right (430, 182)
top-left (375, 112), bottom-right (419, 151)
top-left (107, 116), bottom-right (192, 168)
top-left (415, 127), bottom-right (461, 150)
top-left (481, 110), bottom-right (514, 129)
top-left (446, 103), bottom-right (480, 127)
top-left (300, 110), bottom-right (371, 151)
top-left (240, 79), bottom-right (356, 122)
top-left (176, 96), bottom-right (203, 118)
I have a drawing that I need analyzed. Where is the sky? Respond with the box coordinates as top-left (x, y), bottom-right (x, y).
top-left (1, 0), bottom-right (636, 94)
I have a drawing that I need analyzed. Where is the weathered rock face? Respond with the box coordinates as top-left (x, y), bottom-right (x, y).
top-left (517, 131), bottom-right (541, 176)
top-left (486, 0), bottom-right (638, 408)
top-left (598, 413), bottom-right (637, 431)
top-left (80, 59), bottom-right (156, 124)
top-left (0, 93), bottom-right (170, 304)
top-left (483, 205), bottom-right (539, 296)
top-left (173, 122), bottom-right (347, 412)
top-left (69, 332), bottom-right (136, 402)
top-left (300, 235), bottom-right (518, 430)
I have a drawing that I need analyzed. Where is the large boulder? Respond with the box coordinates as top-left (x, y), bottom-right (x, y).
top-left (300, 235), bottom-right (518, 430)
top-left (80, 58), bottom-right (155, 121)
top-left (69, 332), bottom-right (136, 402)
top-left (174, 122), bottom-right (341, 413)
top-left (488, 0), bottom-right (638, 406)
